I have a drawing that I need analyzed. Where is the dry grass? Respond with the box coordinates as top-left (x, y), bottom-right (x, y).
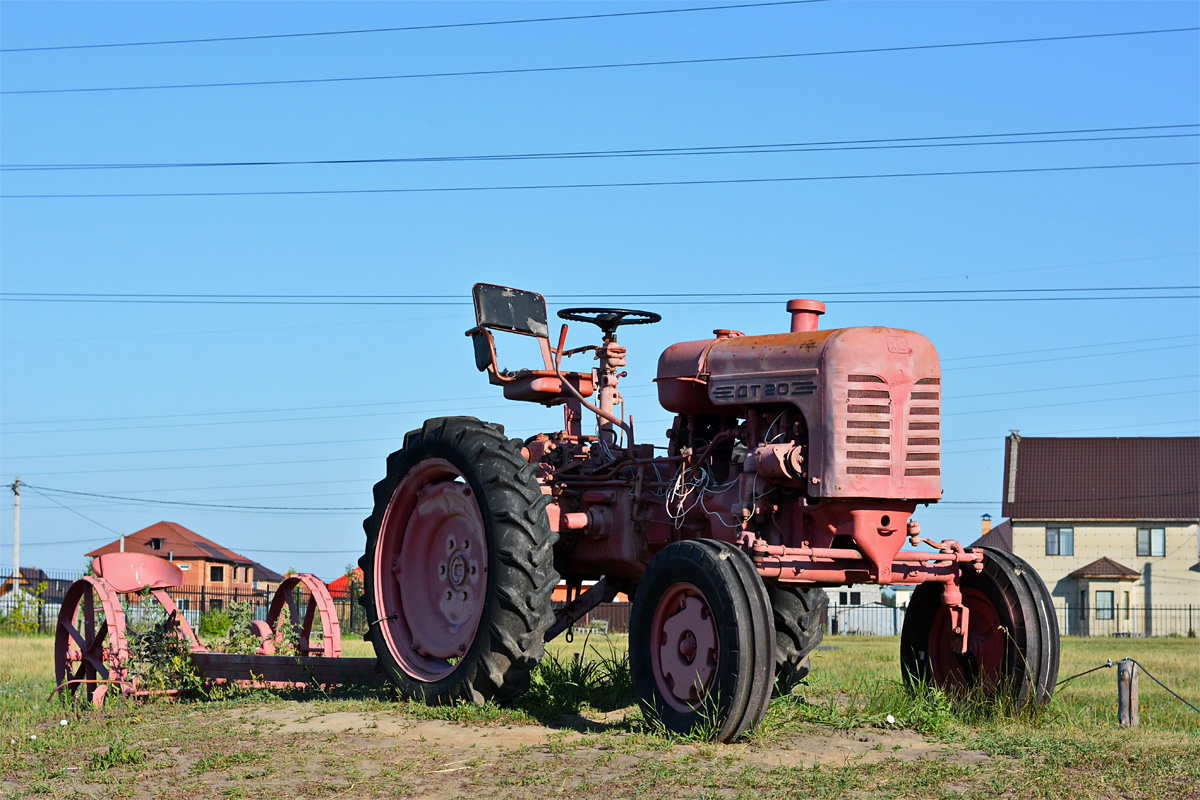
top-left (3, 632), bottom-right (1198, 799)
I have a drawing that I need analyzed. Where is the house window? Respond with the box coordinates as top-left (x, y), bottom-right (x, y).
top-left (1045, 527), bottom-right (1074, 556)
top-left (208, 599), bottom-right (223, 612)
top-left (1136, 527), bottom-right (1165, 557)
top-left (850, 592), bottom-right (861, 605)
top-left (149, 537), bottom-right (164, 551)
top-left (178, 598), bottom-right (190, 611)
top-left (210, 565), bottom-right (225, 583)
top-left (178, 563), bottom-right (190, 571)
top-left (839, 591), bottom-right (847, 605)
top-left (1079, 590), bottom-right (1087, 620)
top-left (1124, 591), bottom-right (1130, 620)
top-left (1096, 591), bottom-right (1114, 620)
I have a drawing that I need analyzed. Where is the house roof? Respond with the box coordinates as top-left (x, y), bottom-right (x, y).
top-left (249, 561), bottom-right (285, 583)
top-left (328, 567), bottom-right (363, 594)
top-left (1068, 557), bottom-right (1142, 580)
top-left (968, 519), bottom-right (1013, 551)
top-left (1001, 436), bottom-right (1200, 520)
top-left (86, 521), bottom-right (254, 565)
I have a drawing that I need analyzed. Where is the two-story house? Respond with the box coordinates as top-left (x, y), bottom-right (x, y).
top-left (86, 521), bottom-right (258, 610)
top-left (974, 435), bottom-right (1199, 636)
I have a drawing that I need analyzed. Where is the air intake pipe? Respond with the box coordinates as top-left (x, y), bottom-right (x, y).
top-left (787, 299), bottom-right (826, 332)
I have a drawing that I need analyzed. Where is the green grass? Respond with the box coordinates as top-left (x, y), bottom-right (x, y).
top-left (2, 632), bottom-right (1198, 799)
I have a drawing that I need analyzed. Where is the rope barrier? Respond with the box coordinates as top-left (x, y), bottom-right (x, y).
top-left (1055, 656), bottom-right (1200, 716)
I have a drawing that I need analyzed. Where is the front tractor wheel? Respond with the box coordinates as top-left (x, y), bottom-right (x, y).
top-left (360, 417), bottom-right (558, 705)
top-left (900, 547), bottom-right (1060, 710)
top-left (630, 540), bottom-right (776, 742)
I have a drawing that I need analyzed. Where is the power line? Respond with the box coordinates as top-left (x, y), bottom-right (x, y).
top-left (5, 346), bottom-right (1188, 428)
top-left (24, 485), bottom-right (120, 535)
top-left (22, 484), bottom-right (364, 512)
top-left (6, 126), bottom-right (1196, 171)
top-left (943, 389), bottom-right (1198, 417)
top-left (4, 285), bottom-right (1195, 303)
top-left (0, 1), bottom-right (825, 53)
top-left (1, 347), bottom-right (1195, 439)
top-left (942, 334), bottom-right (1199, 362)
top-left (945, 373), bottom-right (1197, 401)
top-left (5, 27), bottom-right (1195, 96)
top-left (944, 342), bottom-right (1199, 371)
top-left (5, 161), bottom-right (1196, 200)
top-left (24, 482), bottom-right (1194, 515)
top-left (18, 537), bottom-right (111, 548)
top-left (1, 293), bottom-right (1195, 308)
top-left (16, 375), bottom-right (1194, 460)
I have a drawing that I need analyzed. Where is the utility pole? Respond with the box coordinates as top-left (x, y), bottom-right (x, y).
top-left (10, 478), bottom-right (20, 591)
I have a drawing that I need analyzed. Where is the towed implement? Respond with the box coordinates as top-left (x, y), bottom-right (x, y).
top-left (359, 284), bottom-right (1060, 741)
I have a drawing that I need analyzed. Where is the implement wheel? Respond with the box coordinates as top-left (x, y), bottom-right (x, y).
top-left (900, 547), bottom-right (1059, 709)
top-left (360, 417), bottom-right (558, 705)
top-left (768, 584), bottom-right (828, 694)
top-left (630, 540), bottom-right (775, 742)
top-left (54, 578), bottom-right (131, 708)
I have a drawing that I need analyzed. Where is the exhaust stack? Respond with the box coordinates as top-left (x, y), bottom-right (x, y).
top-left (787, 299), bottom-right (826, 332)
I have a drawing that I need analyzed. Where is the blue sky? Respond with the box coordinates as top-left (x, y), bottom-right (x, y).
top-left (2, 1), bottom-right (1197, 578)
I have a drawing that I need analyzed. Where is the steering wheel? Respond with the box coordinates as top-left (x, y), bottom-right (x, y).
top-left (557, 307), bottom-right (661, 338)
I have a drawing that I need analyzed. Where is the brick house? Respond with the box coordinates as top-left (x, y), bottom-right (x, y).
top-left (974, 435), bottom-right (1199, 635)
top-left (86, 521), bottom-right (257, 605)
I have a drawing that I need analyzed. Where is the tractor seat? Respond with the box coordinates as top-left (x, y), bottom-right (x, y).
top-left (93, 553), bottom-right (185, 593)
top-left (502, 369), bottom-right (595, 404)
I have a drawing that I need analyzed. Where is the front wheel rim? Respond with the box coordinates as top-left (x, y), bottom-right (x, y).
top-left (650, 582), bottom-right (720, 713)
top-left (927, 587), bottom-right (1006, 689)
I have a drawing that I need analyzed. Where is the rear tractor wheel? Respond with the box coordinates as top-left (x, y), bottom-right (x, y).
top-left (768, 584), bottom-right (828, 694)
top-left (900, 547), bottom-right (1059, 710)
top-left (360, 417), bottom-right (559, 705)
top-left (630, 539), bottom-right (776, 742)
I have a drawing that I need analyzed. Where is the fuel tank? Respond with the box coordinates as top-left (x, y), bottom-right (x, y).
top-left (656, 315), bottom-right (941, 502)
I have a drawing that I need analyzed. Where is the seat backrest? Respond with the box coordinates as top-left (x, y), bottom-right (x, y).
top-left (94, 552), bottom-right (184, 593)
top-left (469, 283), bottom-right (555, 374)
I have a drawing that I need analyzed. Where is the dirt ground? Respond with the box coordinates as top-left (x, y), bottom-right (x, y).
top-left (5, 700), bottom-right (999, 800)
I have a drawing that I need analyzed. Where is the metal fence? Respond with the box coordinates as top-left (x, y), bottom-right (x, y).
top-left (826, 603), bottom-right (907, 636)
top-left (1053, 604), bottom-right (1198, 638)
top-left (3, 567), bottom-right (1195, 640)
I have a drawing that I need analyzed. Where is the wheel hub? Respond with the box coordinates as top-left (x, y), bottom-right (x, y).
top-left (654, 589), bottom-right (718, 710)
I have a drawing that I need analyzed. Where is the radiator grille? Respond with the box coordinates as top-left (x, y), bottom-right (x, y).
top-left (848, 404), bottom-right (890, 414)
top-left (841, 373), bottom-right (892, 478)
top-left (848, 419), bottom-right (890, 429)
top-left (902, 376), bottom-right (941, 480)
top-left (847, 435), bottom-right (890, 445)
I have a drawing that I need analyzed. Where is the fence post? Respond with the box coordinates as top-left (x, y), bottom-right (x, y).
top-left (1117, 660), bottom-right (1139, 727)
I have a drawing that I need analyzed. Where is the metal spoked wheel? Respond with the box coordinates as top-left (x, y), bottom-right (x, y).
top-left (360, 417), bottom-right (559, 705)
top-left (257, 574), bottom-right (343, 657)
top-left (54, 578), bottom-right (130, 708)
top-left (900, 547), bottom-right (1060, 709)
top-left (630, 539), bottom-right (776, 742)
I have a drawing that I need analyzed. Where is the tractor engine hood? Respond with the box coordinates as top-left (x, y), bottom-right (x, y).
top-left (656, 324), bottom-right (942, 501)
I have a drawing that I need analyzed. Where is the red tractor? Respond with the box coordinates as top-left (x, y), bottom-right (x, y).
top-left (360, 284), bottom-right (1059, 741)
